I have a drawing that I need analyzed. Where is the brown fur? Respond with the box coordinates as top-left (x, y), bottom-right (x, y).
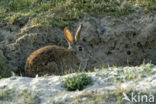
top-left (25, 45), bottom-right (80, 77)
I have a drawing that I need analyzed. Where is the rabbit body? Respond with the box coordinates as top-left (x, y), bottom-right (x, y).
top-left (25, 45), bottom-right (81, 77)
top-left (25, 24), bottom-right (90, 77)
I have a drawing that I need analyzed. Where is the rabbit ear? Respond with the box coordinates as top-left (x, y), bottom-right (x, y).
top-left (64, 27), bottom-right (74, 43)
top-left (75, 24), bottom-right (82, 41)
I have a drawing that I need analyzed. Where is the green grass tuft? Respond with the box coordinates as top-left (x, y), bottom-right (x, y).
top-left (65, 73), bottom-right (92, 91)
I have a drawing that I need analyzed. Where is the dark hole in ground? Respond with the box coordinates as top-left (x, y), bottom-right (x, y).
top-left (82, 38), bottom-right (86, 42)
top-left (107, 51), bottom-right (112, 55)
top-left (127, 50), bottom-right (131, 55)
top-left (133, 32), bottom-right (136, 38)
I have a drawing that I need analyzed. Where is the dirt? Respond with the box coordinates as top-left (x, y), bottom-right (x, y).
top-left (0, 8), bottom-right (156, 74)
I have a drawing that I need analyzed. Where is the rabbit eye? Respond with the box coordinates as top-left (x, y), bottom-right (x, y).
top-left (78, 46), bottom-right (82, 51)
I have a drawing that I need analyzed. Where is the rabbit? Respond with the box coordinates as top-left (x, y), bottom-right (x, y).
top-left (25, 24), bottom-right (91, 77)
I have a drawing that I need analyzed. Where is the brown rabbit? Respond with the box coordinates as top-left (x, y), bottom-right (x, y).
top-left (25, 24), bottom-right (91, 77)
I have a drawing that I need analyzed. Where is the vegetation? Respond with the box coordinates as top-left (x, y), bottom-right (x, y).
top-left (0, 54), bottom-right (12, 79)
top-left (65, 73), bottom-right (92, 91)
top-left (115, 63), bottom-right (155, 82)
top-left (0, 0), bottom-right (155, 103)
top-left (95, 63), bottom-right (155, 85)
top-left (0, 0), bottom-right (155, 28)
top-left (71, 88), bottom-right (156, 104)
top-left (0, 88), bottom-right (40, 104)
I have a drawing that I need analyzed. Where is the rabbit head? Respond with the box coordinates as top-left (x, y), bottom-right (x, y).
top-left (64, 24), bottom-right (91, 70)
